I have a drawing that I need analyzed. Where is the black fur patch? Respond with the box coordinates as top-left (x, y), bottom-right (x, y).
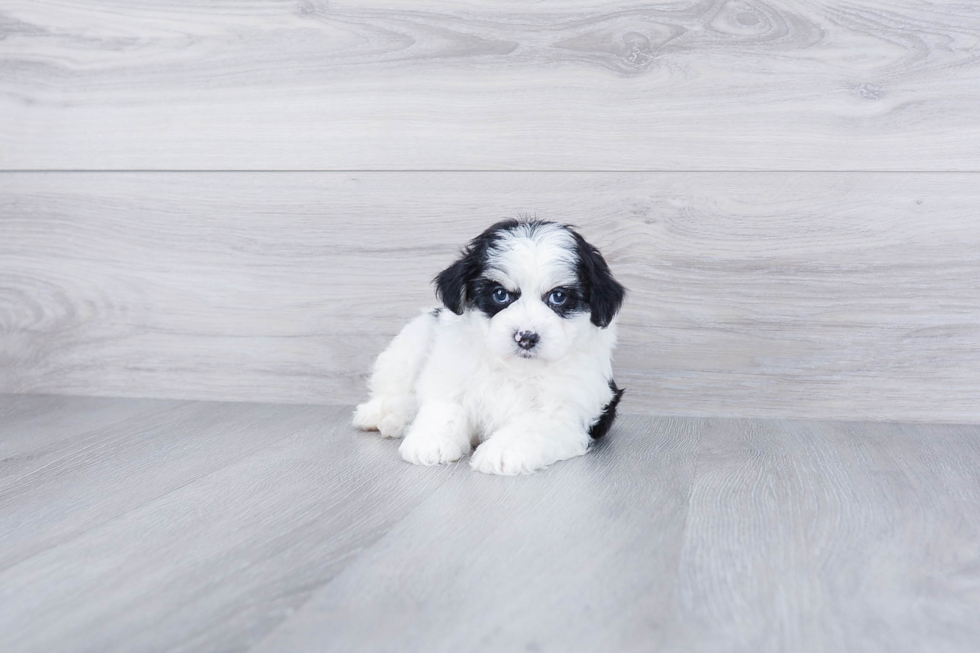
top-left (429, 307), bottom-right (443, 318)
top-left (434, 219), bottom-right (626, 329)
top-left (433, 219), bottom-right (521, 314)
top-left (543, 285), bottom-right (587, 319)
top-left (589, 380), bottom-right (624, 439)
top-left (571, 231), bottom-right (626, 328)
top-left (471, 278), bottom-right (520, 319)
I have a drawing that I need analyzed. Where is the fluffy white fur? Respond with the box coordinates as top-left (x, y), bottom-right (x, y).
top-left (353, 221), bottom-right (620, 475)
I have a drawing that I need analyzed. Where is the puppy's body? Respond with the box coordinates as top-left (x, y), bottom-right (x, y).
top-left (354, 220), bottom-right (625, 475)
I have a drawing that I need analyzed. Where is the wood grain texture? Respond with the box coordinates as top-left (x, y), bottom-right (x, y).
top-left (0, 400), bottom-right (335, 570)
top-left (3, 171), bottom-right (979, 422)
top-left (0, 394), bottom-right (179, 481)
top-left (254, 414), bottom-right (703, 653)
top-left (2, 1), bottom-right (979, 170)
top-left (668, 417), bottom-right (980, 652)
top-left (3, 396), bottom-right (979, 652)
top-left (263, 416), bottom-right (980, 653)
top-left (0, 395), bottom-right (457, 652)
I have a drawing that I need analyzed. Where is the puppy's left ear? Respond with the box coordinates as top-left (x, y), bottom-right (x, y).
top-left (433, 250), bottom-right (481, 315)
top-left (574, 231), bottom-right (626, 328)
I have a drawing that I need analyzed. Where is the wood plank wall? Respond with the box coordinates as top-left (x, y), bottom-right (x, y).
top-left (1, 1), bottom-right (979, 421)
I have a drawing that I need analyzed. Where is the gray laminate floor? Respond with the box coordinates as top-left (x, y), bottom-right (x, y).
top-left (1, 394), bottom-right (979, 653)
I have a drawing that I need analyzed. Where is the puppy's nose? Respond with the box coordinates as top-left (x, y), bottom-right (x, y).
top-left (515, 330), bottom-right (540, 350)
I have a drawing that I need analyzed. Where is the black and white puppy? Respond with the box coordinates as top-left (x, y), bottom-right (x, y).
top-left (353, 219), bottom-right (626, 475)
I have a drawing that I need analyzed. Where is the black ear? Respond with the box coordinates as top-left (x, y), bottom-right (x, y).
top-left (433, 219), bottom-right (518, 315)
top-left (573, 231), bottom-right (626, 328)
top-left (433, 251), bottom-right (481, 315)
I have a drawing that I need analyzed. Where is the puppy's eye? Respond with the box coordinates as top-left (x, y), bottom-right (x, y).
top-left (548, 290), bottom-right (567, 306)
top-left (492, 288), bottom-right (511, 304)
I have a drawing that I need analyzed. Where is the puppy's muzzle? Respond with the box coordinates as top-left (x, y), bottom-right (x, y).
top-left (514, 330), bottom-right (540, 351)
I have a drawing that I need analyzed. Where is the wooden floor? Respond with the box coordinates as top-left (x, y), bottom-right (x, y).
top-left (2, 394), bottom-right (979, 652)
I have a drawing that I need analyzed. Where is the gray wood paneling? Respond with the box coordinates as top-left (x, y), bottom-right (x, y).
top-left (1, 1), bottom-right (979, 170)
top-left (2, 172), bottom-right (978, 422)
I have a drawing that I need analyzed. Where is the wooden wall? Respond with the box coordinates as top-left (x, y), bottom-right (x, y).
top-left (2, 1), bottom-right (979, 421)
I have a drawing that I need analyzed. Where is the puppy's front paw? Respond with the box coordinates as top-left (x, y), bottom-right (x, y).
top-left (471, 430), bottom-right (590, 476)
top-left (352, 399), bottom-right (382, 431)
top-left (353, 396), bottom-right (414, 438)
top-left (377, 412), bottom-right (409, 439)
top-left (399, 433), bottom-right (469, 466)
top-left (470, 438), bottom-right (545, 476)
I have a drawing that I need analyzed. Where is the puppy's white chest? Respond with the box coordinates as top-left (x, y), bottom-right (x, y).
top-left (462, 363), bottom-right (544, 434)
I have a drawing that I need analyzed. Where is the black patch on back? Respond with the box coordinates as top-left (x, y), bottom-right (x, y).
top-left (430, 307), bottom-right (443, 318)
top-left (589, 380), bottom-right (624, 439)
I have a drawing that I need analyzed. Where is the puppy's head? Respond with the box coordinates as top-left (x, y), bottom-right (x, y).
top-left (434, 219), bottom-right (625, 361)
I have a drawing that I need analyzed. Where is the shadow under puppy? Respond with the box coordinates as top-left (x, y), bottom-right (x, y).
top-left (354, 219), bottom-right (626, 475)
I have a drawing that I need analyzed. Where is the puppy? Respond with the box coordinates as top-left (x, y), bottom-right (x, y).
top-left (353, 219), bottom-right (626, 475)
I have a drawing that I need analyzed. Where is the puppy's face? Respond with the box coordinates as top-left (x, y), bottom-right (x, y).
top-left (434, 220), bottom-right (625, 362)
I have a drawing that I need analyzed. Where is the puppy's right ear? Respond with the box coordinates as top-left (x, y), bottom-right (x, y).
top-left (434, 220), bottom-right (513, 315)
top-left (434, 251), bottom-right (480, 315)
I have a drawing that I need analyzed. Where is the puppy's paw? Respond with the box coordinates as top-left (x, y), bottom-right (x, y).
top-left (399, 432), bottom-right (470, 466)
top-left (471, 431), bottom-right (590, 476)
top-left (353, 395), bottom-right (415, 438)
top-left (352, 399), bottom-right (383, 431)
top-left (470, 439), bottom-right (545, 476)
top-left (377, 412), bottom-right (408, 439)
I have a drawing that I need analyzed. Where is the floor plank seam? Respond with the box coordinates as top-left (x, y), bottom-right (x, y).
top-left (673, 415), bottom-right (705, 567)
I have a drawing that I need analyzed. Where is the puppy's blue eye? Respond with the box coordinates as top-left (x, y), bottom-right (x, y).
top-left (492, 288), bottom-right (510, 304)
top-left (548, 290), bottom-right (567, 306)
